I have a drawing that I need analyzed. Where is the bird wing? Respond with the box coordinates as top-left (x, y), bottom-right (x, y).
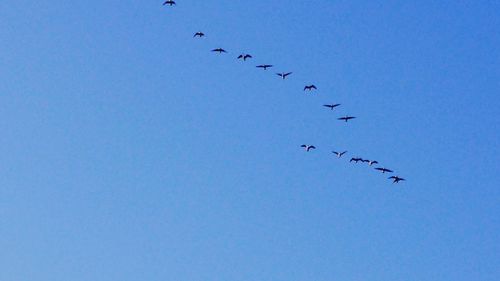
top-left (276, 73), bottom-right (283, 77)
top-left (245, 55), bottom-right (252, 59)
top-left (237, 55), bottom-right (243, 59)
top-left (338, 117), bottom-right (347, 121)
top-left (311, 85), bottom-right (317, 89)
top-left (284, 72), bottom-right (293, 76)
top-left (323, 105), bottom-right (333, 108)
top-left (301, 145), bottom-right (307, 148)
top-left (309, 146), bottom-right (316, 149)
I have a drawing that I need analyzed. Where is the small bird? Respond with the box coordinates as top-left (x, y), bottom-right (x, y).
top-left (237, 54), bottom-right (252, 61)
top-left (277, 72), bottom-right (293, 79)
top-left (301, 145), bottom-right (316, 152)
top-left (388, 176), bottom-right (405, 183)
top-left (163, 0), bottom-right (176, 6)
top-left (368, 160), bottom-right (379, 166)
top-left (375, 167), bottom-right (394, 174)
top-left (323, 104), bottom-right (341, 110)
top-left (256, 64), bottom-right (273, 70)
top-left (350, 157), bottom-right (362, 163)
top-left (193, 32), bottom-right (205, 38)
top-left (338, 116), bottom-right (356, 122)
top-left (304, 85), bottom-right (317, 91)
top-left (333, 151), bottom-right (348, 158)
top-left (211, 48), bottom-right (227, 54)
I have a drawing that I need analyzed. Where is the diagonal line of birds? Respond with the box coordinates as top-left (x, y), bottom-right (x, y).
top-left (163, 1), bottom-right (406, 185)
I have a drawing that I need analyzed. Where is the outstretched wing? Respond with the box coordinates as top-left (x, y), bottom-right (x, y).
top-left (284, 72), bottom-right (293, 77)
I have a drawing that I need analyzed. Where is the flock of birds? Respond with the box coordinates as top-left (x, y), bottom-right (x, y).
top-left (163, 1), bottom-right (406, 184)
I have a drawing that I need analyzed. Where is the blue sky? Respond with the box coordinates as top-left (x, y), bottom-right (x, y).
top-left (0, 1), bottom-right (499, 280)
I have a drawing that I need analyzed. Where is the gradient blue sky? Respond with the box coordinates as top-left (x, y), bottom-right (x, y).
top-left (1, 1), bottom-right (499, 280)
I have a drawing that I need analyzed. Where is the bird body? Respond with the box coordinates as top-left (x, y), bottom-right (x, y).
top-left (323, 104), bottom-right (341, 110)
top-left (237, 54), bottom-right (252, 61)
top-left (304, 85), bottom-right (317, 91)
top-left (389, 176), bottom-right (405, 183)
top-left (163, 0), bottom-right (176, 6)
top-left (375, 167), bottom-right (394, 174)
top-left (338, 116), bottom-right (356, 122)
top-left (194, 32), bottom-right (205, 38)
top-left (350, 157), bottom-right (362, 163)
top-left (256, 64), bottom-right (273, 70)
top-left (277, 72), bottom-right (293, 79)
top-left (301, 145), bottom-right (316, 152)
top-left (333, 151), bottom-right (348, 158)
top-left (211, 48), bottom-right (227, 54)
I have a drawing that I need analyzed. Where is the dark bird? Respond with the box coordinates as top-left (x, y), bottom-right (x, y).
top-left (256, 64), bottom-right (273, 70)
top-left (163, 0), bottom-right (176, 6)
top-left (323, 104), bottom-right (341, 110)
top-left (301, 145), bottom-right (316, 152)
top-left (368, 160), bottom-right (379, 166)
top-left (350, 157), bottom-right (362, 163)
top-left (211, 48), bottom-right (227, 54)
top-left (304, 85), bottom-right (317, 91)
top-left (388, 176), bottom-right (405, 183)
top-left (338, 116), bottom-right (356, 122)
top-left (277, 72), bottom-right (293, 79)
top-left (237, 54), bottom-right (252, 61)
top-left (193, 32), bottom-right (205, 38)
top-left (333, 151), bottom-right (348, 158)
top-left (375, 167), bottom-right (394, 174)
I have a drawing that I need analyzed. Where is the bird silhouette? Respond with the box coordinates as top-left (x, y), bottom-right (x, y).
top-left (193, 32), bottom-right (205, 38)
top-left (388, 176), bottom-right (405, 183)
top-left (323, 104), bottom-right (341, 110)
top-left (368, 160), bottom-right (379, 166)
top-left (256, 64), bottom-right (273, 70)
top-left (301, 145), bottom-right (316, 152)
top-left (304, 85), bottom-right (317, 91)
top-left (375, 167), bottom-right (393, 174)
top-left (211, 48), bottom-right (227, 54)
top-left (338, 116), bottom-right (356, 122)
top-left (163, 0), bottom-right (176, 6)
top-left (237, 54), bottom-right (252, 61)
top-left (350, 157), bottom-right (362, 163)
top-left (333, 151), bottom-right (348, 158)
top-left (277, 72), bottom-right (293, 79)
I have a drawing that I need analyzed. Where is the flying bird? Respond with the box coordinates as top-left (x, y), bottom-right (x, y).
top-left (388, 176), bottom-right (405, 183)
top-left (211, 48), bottom-right (227, 54)
top-left (323, 104), bottom-right (341, 110)
top-left (193, 32), bottom-right (205, 38)
top-left (237, 54), bottom-right (252, 61)
top-left (350, 157), bottom-right (362, 163)
top-left (338, 116), bottom-right (356, 122)
top-left (277, 72), bottom-right (293, 79)
top-left (256, 64), bottom-right (273, 70)
top-left (375, 167), bottom-right (394, 174)
top-left (333, 151), bottom-right (348, 158)
top-left (304, 85), bottom-right (317, 91)
top-left (163, 0), bottom-right (176, 6)
top-left (368, 160), bottom-right (379, 166)
top-left (301, 145), bottom-right (316, 152)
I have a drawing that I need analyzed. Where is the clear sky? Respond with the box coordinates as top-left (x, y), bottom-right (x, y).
top-left (1, 1), bottom-right (499, 280)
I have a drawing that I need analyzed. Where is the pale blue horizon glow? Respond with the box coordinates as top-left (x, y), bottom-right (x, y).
top-left (0, 1), bottom-right (499, 281)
